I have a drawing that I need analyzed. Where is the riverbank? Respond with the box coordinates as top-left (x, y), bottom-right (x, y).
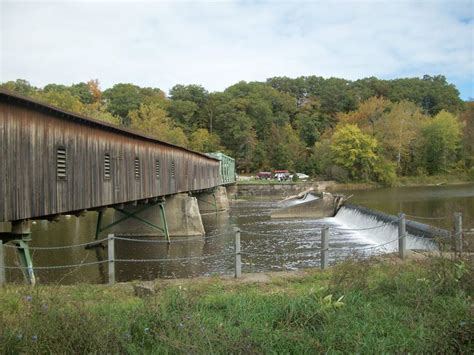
top-left (236, 173), bottom-right (472, 195)
top-left (1, 254), bottom-right (472, 353)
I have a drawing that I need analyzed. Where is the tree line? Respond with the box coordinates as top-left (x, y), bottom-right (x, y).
top-left (2, 75), bottom-right (473, 185)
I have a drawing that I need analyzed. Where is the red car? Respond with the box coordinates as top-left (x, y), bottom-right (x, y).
top-left (256, 172), bottom-right (272, 180)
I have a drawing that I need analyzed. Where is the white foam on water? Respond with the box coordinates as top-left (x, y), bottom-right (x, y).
top-left (332, 206), bottom-right (436, 251)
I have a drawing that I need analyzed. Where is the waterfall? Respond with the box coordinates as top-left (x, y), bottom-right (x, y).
top-left (333, 206), bottom-right (437, 251)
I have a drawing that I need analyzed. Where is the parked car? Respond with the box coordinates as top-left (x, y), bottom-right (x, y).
top-left (273, 170), bottom-right (290, 181)
top-left (289, 173), bottom-right (310, 181)
top-left (256, 171), bottom-right (272, 180)
top-left (296, 173), bottom-right (309, 181)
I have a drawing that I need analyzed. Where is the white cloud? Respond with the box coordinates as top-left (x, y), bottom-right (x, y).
top-left (1, 0), bottom-right (473, 98)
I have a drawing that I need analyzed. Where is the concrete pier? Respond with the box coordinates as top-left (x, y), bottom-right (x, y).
top-left (196, 186), bottom-right (230, 213)
top-left (226, 184), bottom-right (238, 200)
top-left (271, 192), bottom-right (344, 219)
top-left (111, 193), bottom-right (205, 237)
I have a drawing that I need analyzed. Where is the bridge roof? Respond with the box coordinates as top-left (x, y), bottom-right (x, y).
top-left (0, 88), bottom-right (218, 161)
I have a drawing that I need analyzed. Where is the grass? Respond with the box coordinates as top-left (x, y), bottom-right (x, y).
top-left (396, 173), bottom-right (471, 187)
top-left (237, 178), bottom-right (299, 185)
top-left (0, 255), bottom-right (472, 354)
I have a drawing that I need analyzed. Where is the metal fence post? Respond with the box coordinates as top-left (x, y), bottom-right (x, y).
top-left (398, 213), bottom-right (406, 259)
top-left (108, 234), bottom-right (115, 285)
top-left (321, 226), bottom-right (329, 270)
top-left (454, 212), bottom-right (463, 254)
top-left (234, 228), bottom-right (241, 278)
top-left (0, 240), bottom-right (5, 286)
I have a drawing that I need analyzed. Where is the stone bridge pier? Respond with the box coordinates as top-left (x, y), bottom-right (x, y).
top-left (195, 186), bottom-right (230, 214)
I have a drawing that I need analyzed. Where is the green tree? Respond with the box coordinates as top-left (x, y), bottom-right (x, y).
top-left (420, 110), bottom-right (462, 174)
top-left (168, 99), bottom-right (199, 132)
top-left (0, 79), bottom-right (37, 96)
top-left (70, 82), bottom-right (95, 105)
top-left (103, 83), bottom-right (142, 126)
top-left (459, 101), bottom-right (474, 168)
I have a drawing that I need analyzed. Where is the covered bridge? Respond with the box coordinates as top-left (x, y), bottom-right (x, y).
top-left (0, 89), bottom-right (221, 223)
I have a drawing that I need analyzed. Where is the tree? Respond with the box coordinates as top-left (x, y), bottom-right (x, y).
top-left (70, 82), bottom-right (94, 104)
top-left (129, 103), bottom-right (188, 147)
top-left (87, 79), bottom-right (103, 104)
top-left (459, 101), bottom-right (474, 168)
top-left (374, 101), bottom-right (427, 174)
top-left (420, 110), bottom-right (462, 174)
top-left (36, 89), bottom-right (84, 113)
top-left (188, 129), bottom-right (223, 153)
top-left (338, 96), bottom-right (391, 136)
top-left (169, 84), bottom-right (208, 106)
top-left (168, 99), bottom-right (199, 132)
top-left (103, 83), bottom-right (143, 126)
top-left (330, 124), bottom-right (395, 185)
top-left (0, 79), bottom-right (37, 96)
top-left (266, 124), bottom-right (306, 171)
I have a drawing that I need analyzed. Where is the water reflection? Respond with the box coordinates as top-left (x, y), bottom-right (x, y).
top-left (3, 183), bottom-right (473, 284)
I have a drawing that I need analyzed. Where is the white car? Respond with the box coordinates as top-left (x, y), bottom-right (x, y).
top-left (296, 173), bottom-right (309, 181)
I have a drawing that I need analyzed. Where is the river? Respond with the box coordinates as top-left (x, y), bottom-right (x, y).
top-left (3, 183), bottom-right (473, 284)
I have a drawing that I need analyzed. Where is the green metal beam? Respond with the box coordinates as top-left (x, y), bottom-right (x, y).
top-left (12, 239), bottom-right (36, 286)
top-left (94, 201), bottom-right (170, 244)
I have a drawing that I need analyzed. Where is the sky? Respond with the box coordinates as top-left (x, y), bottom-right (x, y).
top-left (1, 0), bottom-right (473, 99)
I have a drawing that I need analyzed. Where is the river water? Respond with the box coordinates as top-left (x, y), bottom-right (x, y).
top-left (4, 183), bottom-right (474, 284)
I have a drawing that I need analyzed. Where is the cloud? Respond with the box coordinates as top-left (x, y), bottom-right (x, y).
top-left (1, 0), bottom-right (473, 98)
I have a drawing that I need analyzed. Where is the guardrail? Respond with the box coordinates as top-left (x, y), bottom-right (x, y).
top-left (0, 212), bottom-right (466, 286)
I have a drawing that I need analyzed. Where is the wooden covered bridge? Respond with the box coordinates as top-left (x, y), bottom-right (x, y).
top-left (0, 89), bottom-right (236, 284)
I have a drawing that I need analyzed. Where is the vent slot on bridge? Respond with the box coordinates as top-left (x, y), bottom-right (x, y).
top-left (104, 153), bottom-right (111, 180)
top-left (57, 146), bottom-right (67, 180)
top-left (170, 161), bottom-right (175, 178)
top-left (155, 160), bottom-right (161, 179)
top-left (134, 157), bottom-right (140, 179)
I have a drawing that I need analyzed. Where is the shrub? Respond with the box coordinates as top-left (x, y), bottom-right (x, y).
top-left (469, 166), bottom-right (474, 181)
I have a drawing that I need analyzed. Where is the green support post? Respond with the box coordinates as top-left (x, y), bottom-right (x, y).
top-left (95, 210), bottom-right (104, 240)
top-left (159, 203), bottom-right (170, 244)
top-left (13, 239), bottom-right (36, 286)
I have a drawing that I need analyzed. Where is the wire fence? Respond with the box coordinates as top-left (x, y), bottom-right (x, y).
top-left (404, 214), bottom-right (452, 221)
top-left (0, 212), bottom-right (465, 286)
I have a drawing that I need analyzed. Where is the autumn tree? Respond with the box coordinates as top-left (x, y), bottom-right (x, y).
top-left (129, 103), bottom-right (188, 147)
top-left (188, 128), bottom-right (223, 153)
top-left (330, 124), bottom-right (396, 185)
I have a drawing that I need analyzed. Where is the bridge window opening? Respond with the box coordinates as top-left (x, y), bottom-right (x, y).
top-left (155, 160), bottom-right (160, 179)
top-left (56, 146), bottom-right (67, 180)
top-left (134, 157), bottom-right (140, 179)
top-left (170, 161), bottom-right (175, 178)
top-left (104, 153), bottom-right (111, 180)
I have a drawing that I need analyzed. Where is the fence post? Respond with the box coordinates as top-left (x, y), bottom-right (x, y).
top-left (321, 226), bottom-right (329, 270)
top-left (234, 228), bottom-right (241, 278)
top-left (108, 234), bottom-right (115, 285)
top-left (398, 213), bottom-right (406, 259)
top-left (454, 212), bottom-right (463, 254)
top-left (0, 240), bottom-right (5, 286)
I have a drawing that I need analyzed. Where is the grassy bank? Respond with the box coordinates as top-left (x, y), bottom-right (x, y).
top-left (1, 254), bottom-right (472, 354)
top-left (237, 174), bottom-right (472, 190)
top-left (396, 173), bottom-right (472, 187)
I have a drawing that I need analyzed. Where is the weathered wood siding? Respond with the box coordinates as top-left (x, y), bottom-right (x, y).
top-left (0, 95), bottom-right (220, 222)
